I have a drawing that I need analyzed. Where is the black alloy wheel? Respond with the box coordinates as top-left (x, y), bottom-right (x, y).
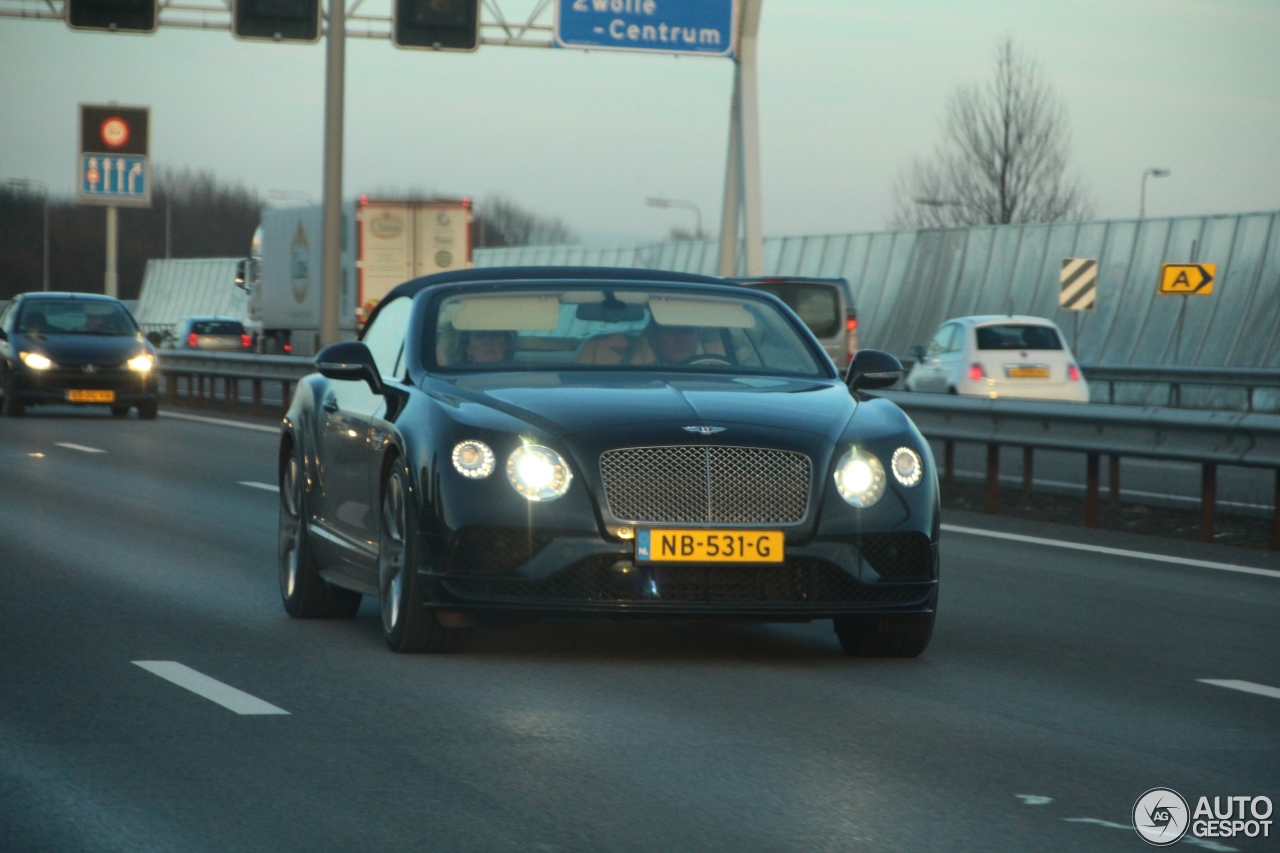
top-left (278, 445), bottom-right (361, 619)
top-left (833, 587), bottom-right (937, 658)
top-left (379, 458), bottom-right (471, 654)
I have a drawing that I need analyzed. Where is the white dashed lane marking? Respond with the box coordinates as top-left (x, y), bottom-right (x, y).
top-left (133, 661), bottom-right (290, 716)
top-left (942, 524), bottom-right (1280, 580)
top-left (55, 442), bottom-right (105, 454)
top-left (1198, 679), bottom-right (1280, 701)
top-left (239, 481), bottom-right (279, 493)
top-left (1063, 818), bottom-right (1237, 851)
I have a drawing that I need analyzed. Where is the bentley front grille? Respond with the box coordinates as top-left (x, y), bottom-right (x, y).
top-left (600, 445), bottom-right (811, 525)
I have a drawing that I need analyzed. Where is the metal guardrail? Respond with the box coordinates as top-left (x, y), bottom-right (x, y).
top-left (155, 351), bottom-right (312, 417)
top-left (898, 359), bottom-right (1280, 410)
top-left (1080, 364), bottom-right (1280, 410)
top-left (878, 390), bottom-right (1280, 549)
top-left (157, 351), bottom-right (1280, 547)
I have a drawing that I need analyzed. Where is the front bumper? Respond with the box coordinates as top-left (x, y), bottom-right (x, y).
top-left (420, 527), bottom-right (938, 619)
top-left (12, 367), bottom-right (158, 406)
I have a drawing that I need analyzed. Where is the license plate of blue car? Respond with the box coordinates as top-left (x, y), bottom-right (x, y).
top-left (635, 529), bottom-right (785, 563)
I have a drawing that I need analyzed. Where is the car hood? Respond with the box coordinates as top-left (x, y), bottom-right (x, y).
top-left (15, 333), bottom-right (149, 365)
top-left (441, 372), bottom-right (856, 442)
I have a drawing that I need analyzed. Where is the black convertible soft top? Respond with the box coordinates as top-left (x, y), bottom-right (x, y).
top-left (365, 266), bottom-right (738, 334)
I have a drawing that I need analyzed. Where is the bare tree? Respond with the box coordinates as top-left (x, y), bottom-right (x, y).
top-left (474, 195), bottom-right (576, 248)
top-left (890, 38), bottom-right (1091, 229)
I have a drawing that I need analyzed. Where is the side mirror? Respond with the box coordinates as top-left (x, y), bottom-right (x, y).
top-left (145, 331), bottom-right (163, 347)
top-left (315, 341), bottom-right (383, 395)
top-left (846, 349), bottom-right (903, 392)
top-left (234, 259), bottom-right (250, 290)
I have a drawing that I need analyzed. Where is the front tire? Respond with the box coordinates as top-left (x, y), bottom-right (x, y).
top-left (278, 445), bottom-right (361, 619)
top-left (379, 458), bottom-right (471, 653)
top-left (833, 589), bottom-right (937, 658)
top-left (2, 378), bottom-right (24, 417)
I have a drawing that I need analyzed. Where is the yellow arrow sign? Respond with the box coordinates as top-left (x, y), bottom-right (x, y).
top-left (1159, 263), bottom-right (1216, 295)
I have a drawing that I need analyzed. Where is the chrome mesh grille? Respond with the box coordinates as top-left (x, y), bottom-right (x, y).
top-left (600, 446), bottom-right (811, 525)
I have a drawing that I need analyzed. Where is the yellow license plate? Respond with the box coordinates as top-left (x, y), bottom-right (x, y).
top-left (1007, 367), bottom-right (1049, 379)
top-left (68, 389), bottom-right (116, 403)
top-left (636, 529), bottom-right (784, 563)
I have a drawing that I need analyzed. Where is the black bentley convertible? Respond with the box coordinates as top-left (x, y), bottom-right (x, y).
top-left (278, 268), bottom-right (939, 656)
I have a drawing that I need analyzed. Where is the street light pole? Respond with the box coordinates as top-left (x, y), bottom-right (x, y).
top-left (7, 178), bottom-right (49, 291)
top-left (1139, 167), bottom-right (1170, 219)
top-left (645, 197), bottom-right (704, 238)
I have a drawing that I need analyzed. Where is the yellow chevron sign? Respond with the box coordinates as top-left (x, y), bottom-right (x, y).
top-left (1159, 263), bottom-right (1216, 295)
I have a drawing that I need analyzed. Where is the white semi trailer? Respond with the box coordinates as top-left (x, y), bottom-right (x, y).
top-left (241, 197), bottom-right (473, 355)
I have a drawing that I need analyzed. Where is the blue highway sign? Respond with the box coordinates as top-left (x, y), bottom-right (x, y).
top-left (80, 154), bottom-right (150, 206)
top-left (555, 0), bottom-right (737, 57)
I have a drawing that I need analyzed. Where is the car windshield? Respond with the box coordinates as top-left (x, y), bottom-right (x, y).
top-left (975, 324), bottom-right (1063, 351)
top-left (190, 320), bottom-right (244, 335)
top-left (17, 300), bottom-right (136, 336)
top-left (429, 285), bottom-right (827, 377)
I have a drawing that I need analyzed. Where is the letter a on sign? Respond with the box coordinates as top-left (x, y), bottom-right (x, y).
top-left (1159, 263), bottom-right (1216, 295)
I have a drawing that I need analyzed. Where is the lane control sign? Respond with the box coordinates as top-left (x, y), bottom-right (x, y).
top-left (1159, 263), bottom-right (1215, 296)
top-left (78, 104), bottom-right (151, 207)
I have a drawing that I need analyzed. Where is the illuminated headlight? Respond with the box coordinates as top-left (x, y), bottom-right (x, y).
top-left (507, 444), bottom-right (572, 502)
top-left (891, 447), bottom-right (923, 487)
top-left (451, 440), bottom-right (495, 479)
top-left (127, 354), bottom-right (153, 372)
top-left (20, 351), bottom-right (54, 370)
top-left (834, 448), bottom-right (886, 508)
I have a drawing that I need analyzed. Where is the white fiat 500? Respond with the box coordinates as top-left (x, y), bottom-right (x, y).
top-left (905, 315), bottom-right (1089, 402)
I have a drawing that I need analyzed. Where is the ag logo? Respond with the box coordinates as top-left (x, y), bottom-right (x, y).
top-left (1133, 788), bottom-right (1189, 846)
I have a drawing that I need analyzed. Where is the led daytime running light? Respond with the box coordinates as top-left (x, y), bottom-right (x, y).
top-left (891, 447), bottom-right (923, 487)
top-left (451, 440), bottom-right (495, 479)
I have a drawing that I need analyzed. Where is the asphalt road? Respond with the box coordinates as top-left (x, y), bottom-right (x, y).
top-left (2, 407), bottom-right (1278, 852)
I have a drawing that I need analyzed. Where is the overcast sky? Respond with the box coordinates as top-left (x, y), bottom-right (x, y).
top-left (1, 0), bottom-right (1277, 246)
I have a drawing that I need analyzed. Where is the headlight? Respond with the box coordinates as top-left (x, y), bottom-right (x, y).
top-left (834, 448), bottom-right (886, 508)
top-left (891, 447), bottom-right (923, 487)
top-left (451, 440), bottom-right (495, 479)
top-left (507, 444), bottom-right (572, 502)
top-left (127, 354), bottom-right (153, 372)
top-left (19, 351), bottom-right (54, 370)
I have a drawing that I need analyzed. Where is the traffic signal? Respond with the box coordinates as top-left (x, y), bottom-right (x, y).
top-left (233, 0), bottom-right (321, 42)
top-left (66, 0), bottom-right (157, 32)
top-left (393, 0), bottom-right (480, 51)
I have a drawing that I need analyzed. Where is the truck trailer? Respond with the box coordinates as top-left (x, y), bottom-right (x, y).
top-left (243, 198), bottom-right (473, 355)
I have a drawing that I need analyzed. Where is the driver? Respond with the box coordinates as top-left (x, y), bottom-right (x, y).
top-left (648, 324), bottom-right (700, 365)
top-left (461, 330), bottom-right (516, 364)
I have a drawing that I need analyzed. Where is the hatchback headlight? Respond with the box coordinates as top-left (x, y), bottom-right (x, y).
top-left (19, 351), bottom-right (54, 370)
top-left (127, 354), bottom-right (153, 372)
top-left (891, 447), bottom-right (923, 487)
top-left (507, 444), bottom-right (572, 502)
top-left (834, 448), bottom-right (886, 508)
top-left (452, 440), bottom-right (495, 479)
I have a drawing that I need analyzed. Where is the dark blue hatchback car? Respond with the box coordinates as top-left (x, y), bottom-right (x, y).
top-left (0, 293), bottom-right (159, 418)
